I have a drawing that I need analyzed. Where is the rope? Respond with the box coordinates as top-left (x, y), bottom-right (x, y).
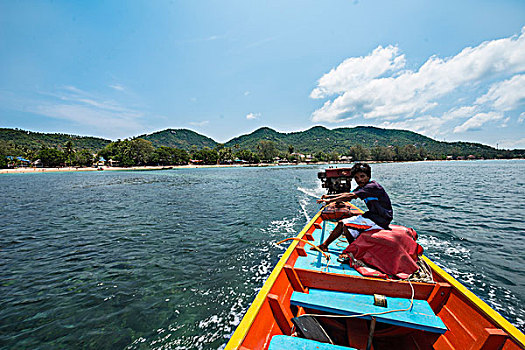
top-left (420, 258), bottom-right (435, 283)
top-left (335, 235), bottom-right (348, 248)
top-left (276, 237), bottom-right (331, 271)
top-left (406, 257), bottom-right (435, 283)
top-left (276, 237), bottom-right (330, 260)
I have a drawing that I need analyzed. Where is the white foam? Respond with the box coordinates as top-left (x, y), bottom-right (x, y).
top-left (265, 218), bottom-right (298, 235)
top-left (298, 197), bottom-right (312, 222)
top-left (297, 186), bottom-right (324, 199)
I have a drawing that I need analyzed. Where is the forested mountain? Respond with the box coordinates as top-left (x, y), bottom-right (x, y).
top-left (224, 127), bottom-right (285, 150)
top-left (1, 126), bottom-right (522, 162)
top-left (138, 129), bottom-right (218, 151)
top-left (224, 126), bottom-right (509, 158)
top-left (225, 126), bottom-right (433, 152)
top-left (0, 128), bottom-right (110, 151)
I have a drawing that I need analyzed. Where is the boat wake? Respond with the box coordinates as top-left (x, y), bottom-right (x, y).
top-left (297, 184), bottom-right (325, 222)
top-left (298, 197), bottom-right (311, 222)
top-left (297, 186), bottom-right (324, 199)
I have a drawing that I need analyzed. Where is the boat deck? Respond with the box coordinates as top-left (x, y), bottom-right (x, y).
top-left (294, 221), bottom-right (362, 276)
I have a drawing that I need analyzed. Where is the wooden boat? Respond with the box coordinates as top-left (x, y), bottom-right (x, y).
top-left (224, 173), bottom-right (525, 350)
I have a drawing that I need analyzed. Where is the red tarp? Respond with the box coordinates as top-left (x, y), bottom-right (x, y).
top-left (343, 225), bottom-right (424, 279)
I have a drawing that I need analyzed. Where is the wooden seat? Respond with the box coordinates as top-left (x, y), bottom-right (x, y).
top-left (268, 335), bottom-right (357, 350)
top-left (290, 289), bottom-right (447, 334)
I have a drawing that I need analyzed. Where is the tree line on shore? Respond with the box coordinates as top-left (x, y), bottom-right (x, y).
top-left (0, 137), bottom-right (520, 169)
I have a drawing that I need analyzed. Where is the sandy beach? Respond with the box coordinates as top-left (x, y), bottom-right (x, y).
top-left (0, 166), bottom-right (167, 174)
top-left (1, 159), bottom-right (492, 174)
top-left (0, 163), bottom-right (281, 174)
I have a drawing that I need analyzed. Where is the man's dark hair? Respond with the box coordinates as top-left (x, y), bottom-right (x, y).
top-left (351, 163), bottom-right (371, 177)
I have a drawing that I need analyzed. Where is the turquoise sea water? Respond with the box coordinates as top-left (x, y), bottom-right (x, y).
top-left (1, 160), bottom-right (524, 349)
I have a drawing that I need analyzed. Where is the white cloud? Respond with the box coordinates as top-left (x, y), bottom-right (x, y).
top-left (519, 112), bottom-right (525, 123)
top-left (498, 137), bottom-right (525, 149)
top-left (32, 103), bottom-right (143, 131)
top-left (109, 84), bottom-right (125, 91)
top-left (244, 91), bottom-right (250, 96)
top-left (311, 27), bottom-right (525, 136)
top-left (378, 115), bottom-right (447, 137)
top-left (453, 112), bottom-right (503, 133)
top-left (0, 86), bottom-right (151, 139)
top-left (441, 105), bottom-right (479, 121)
top-left (475, 74), bottom-right (525, 111)
top-left (311, 45), bottom-right (406, 99)
top-left (20, 86), bottom-right (146, 138)
top-left (63, 85), bottom-right (84, 94)
top-left (189, 120), bottom-right (209, 127)
top-left (246, 112), bottom-right (260, 120)
top-left (178, 33), bottom-right (227, 44)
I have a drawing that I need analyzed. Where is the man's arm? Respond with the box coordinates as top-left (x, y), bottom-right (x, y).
top-left (317, 192), bottom-right (357, 204)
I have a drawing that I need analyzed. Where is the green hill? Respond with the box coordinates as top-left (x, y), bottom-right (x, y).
top-left (225, 125), bottom-right (426, 152)
top-left (138, 129), bottom-right (218, 151)
top-left (0, 128), bottom-right (110, 151)
top-left (224, 127), bottom-right (286, 150)
top-left (1, 126), bottom-right (522, 160)
top-left (225, 126), bottom-right (518, 158)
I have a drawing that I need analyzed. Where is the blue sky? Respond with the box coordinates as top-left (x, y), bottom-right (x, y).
top-left (1, 0), bottom-right (525, 148)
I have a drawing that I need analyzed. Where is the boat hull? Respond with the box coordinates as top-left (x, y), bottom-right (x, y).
top-left (225, 205), bottom-right (525, 350)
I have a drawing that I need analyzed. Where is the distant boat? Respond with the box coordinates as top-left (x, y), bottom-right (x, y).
top-left (224, 168), bottom-right (525, 350)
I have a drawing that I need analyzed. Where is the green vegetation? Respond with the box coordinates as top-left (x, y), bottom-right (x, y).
top-left (0, 128), bottom-right (110, 151)
top-left (98, 139), bottom-right (191, 166)
top-left (1, 126), bottom-right (523, 169)
top-left (99, 139), bottom-right (154, 166)
top-left (191, 147), bottom-right (219, 164)
top-left (38, 148), bottom-right (66, 167)
top-left (233, 148), bottom-right (260, 164)
top-left (138, 129), bottom-right (217, 151)
top-left (257, 140), bottom-right (279, 161)
top-left (225, 126), bottom-right (523, 160)
top-left (151, 146), bottom-right (190, 166)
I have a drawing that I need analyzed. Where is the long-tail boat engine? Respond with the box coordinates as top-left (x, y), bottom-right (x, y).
top-left (317, 167), bottom-right (353, 194)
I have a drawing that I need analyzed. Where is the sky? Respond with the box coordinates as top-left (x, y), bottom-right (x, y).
top-left (1, 0), bottom-right (525, 149)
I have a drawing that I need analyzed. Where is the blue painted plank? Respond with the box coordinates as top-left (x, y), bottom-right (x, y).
top-left (291, 290), bottom-right (447, 334)
top-left (308, 289), bottom-right (418, 310)
top-left (293, 250), bottom-right (361, 276)
top-left (268, 335), bottom-right (357, 350)
top-left (293, 222), bottom-right (362, 276)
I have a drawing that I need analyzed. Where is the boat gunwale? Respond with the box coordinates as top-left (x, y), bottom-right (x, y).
top-left (422, 256), bottom-right (525, 348)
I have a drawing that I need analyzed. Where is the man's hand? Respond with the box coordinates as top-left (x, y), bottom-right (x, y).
top-left (317, 194), bottom-right (330, 204)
